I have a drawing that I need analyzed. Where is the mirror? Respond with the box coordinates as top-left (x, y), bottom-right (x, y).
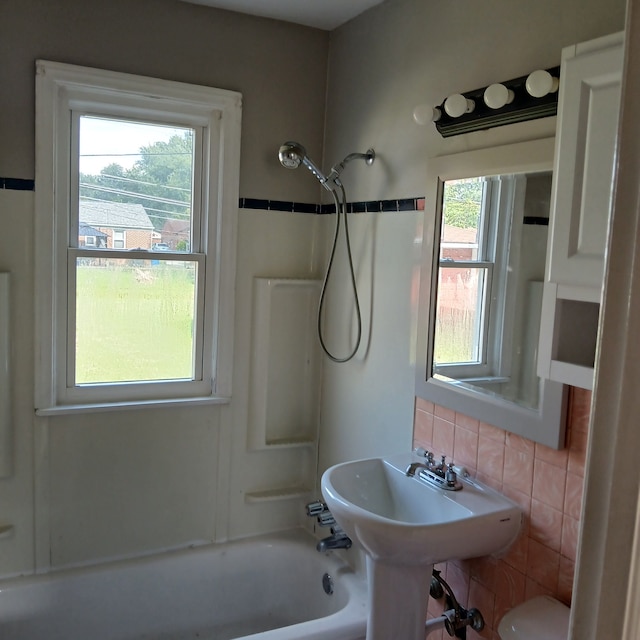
top-left (415, 139), bottom-right (567, 449)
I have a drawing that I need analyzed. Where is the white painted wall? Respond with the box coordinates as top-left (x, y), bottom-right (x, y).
top-left (317, 0), bottom-right (625, 472)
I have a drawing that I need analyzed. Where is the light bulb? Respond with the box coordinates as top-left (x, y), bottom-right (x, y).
top-left (413, 104), bottom-right (442, 125)
top-left (483, 83), bottom-right (515, 109)
top-left (443, 94), bottom-right (475, 118)
top-left (525, 70), bottom-right (559, 98)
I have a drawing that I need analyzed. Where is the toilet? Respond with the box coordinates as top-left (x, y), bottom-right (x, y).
top-left (498, 595), bottom-right (570, 639)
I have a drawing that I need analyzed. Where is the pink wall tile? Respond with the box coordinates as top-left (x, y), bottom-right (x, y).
top-left (503, 447), bottom-right (534, 496)
top-left (530, 499), bottom-right (563, 552)
top-left (564, 472), bottom-right (584, 520)
top-left (414, 405), bottom-right (433, 446)
top-left (413, 388), bottom-right (588, 637)
top-left (454, 426), bottom-right (479, 469)
top-left (432, 416), bottom-right (455, 458)
top-left (434, 404), bottom-right (456, 422)
top-left (455, 412), bottom-right (480, 432)
top-left (561, 515), bottom-right (579, 562)
top-left (527, 538), bottom-right (560, 590)
top-left (479, 421), bottom-right (506, 443)
top-left (532, 459), bottom-right (567, 511)
top-left (477, 436), bottom-right (505, 484)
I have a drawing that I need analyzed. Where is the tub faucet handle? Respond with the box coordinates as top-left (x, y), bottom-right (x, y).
top-left (305, 500), bottom-right (326, 517)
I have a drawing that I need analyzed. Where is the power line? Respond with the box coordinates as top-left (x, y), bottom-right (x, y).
top-left (87, 172), bottom-right (192, 194)
top-left (80, 152), bottom-right (192, 157)
top-left (79, 183), bottom-right (191, 208)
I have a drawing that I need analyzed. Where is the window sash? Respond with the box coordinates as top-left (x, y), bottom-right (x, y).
top-left (433, 263), bottom-right (494, 377)
top-left (66, 249), bottom-right (207, 397)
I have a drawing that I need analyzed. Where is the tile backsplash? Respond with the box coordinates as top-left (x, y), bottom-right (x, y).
top-left (413, 387), bottom-right (590, 640)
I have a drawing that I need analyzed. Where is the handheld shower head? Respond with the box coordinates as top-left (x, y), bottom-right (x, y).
top-left (278, 141), bottom-right (306, 169)
top-left (278, 141), bottom-right (332, 190)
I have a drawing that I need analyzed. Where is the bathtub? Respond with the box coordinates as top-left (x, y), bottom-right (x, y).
top-left (0, 529), bottom-right (368, 640)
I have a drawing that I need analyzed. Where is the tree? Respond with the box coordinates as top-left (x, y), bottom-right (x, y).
top-left (442, 178), bottom-right (483, 229)
top-left (79, 132), bottom-right (194, 231)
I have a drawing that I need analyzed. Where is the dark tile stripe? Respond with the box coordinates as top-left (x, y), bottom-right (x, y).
top-left (240, 197), bottom-right (424, 214)
top-left (523, 216), bottom-right (550, 226)
top-left (0, 177), bottom-right (35, 191)
top-left (0, 179), bottom-right (423, 214)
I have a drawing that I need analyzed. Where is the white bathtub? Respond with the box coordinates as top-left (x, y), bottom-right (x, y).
top-left (0, 529), bottom-right (368, 640)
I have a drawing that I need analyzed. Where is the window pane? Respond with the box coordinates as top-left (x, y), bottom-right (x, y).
top-left (440, 178), bottom-right (484, 261)
top-left (75, 258), bottom-right (197, 384)
top-left (433, 266), bottom-right (486, 366)
top-left (78, 116), bottom-right (194, 251)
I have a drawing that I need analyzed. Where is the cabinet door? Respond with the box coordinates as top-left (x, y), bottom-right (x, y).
top-left (547, 38), bottom-right (623, 288)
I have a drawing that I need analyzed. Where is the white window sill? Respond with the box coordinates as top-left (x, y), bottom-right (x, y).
top-left (35, 394), bottom-right (231, 416)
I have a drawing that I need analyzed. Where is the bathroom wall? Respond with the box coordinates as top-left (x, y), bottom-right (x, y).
top-left (413, 388), bottom-right (590, 639)
top-left (0, 0), bottom-right (329, 575)
top-left (0, 0), bottom-right (626, 587)
top-left (318, 0), bottom-right (623, 634)
top-left (317, 0), bottom-right (625, 477)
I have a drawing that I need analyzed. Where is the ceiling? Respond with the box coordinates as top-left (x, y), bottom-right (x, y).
top-left (181, 0), bottom-right (385, 30)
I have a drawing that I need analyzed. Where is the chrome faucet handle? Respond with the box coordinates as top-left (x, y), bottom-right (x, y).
top-left (306, 500), bottom-right (326, 517)
top-left (445, 463), bottom-right (457, 487)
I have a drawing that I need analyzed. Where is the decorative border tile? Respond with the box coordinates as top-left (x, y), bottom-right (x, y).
top-left (0, 177), bottom-right (35, 191)
top-left (241, 196), bottom-right (425, 214)
top-left (1, 178), bottom-right (426, 215)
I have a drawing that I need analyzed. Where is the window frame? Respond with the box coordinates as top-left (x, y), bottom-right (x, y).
top-left (35, 60), bottom-right (242, 414)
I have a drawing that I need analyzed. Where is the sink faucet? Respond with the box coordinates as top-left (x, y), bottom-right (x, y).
top-left (405, 461), bottom-right (431, 477)
top-left (406, 450), bottom-right (462, 491)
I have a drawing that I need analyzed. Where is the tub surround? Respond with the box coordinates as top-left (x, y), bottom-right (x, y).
top-left (413, 387), bottom-right (589, 640)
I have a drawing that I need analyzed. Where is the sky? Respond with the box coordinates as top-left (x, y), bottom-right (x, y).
top-left (79, 116), bottom-right (190, 175)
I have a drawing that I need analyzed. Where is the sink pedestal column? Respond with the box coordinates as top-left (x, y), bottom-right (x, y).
top-left (366, 556), bottom-right (431, 640)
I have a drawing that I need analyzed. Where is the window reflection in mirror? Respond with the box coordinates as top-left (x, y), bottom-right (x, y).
top-left (415, 139), bottom-right (567, 449)
top-left (433, 172), bottom-right (551, 411)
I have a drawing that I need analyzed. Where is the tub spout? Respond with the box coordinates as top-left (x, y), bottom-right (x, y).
top-left (317, 529), bottom-right (352, 552)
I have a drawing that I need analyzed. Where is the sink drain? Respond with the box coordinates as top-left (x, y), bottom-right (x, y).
top-left (322, 573), bottom-right (334, 595)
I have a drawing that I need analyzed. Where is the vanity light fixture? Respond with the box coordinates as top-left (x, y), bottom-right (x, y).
top-left (433, 66), bottom-right (560, 137)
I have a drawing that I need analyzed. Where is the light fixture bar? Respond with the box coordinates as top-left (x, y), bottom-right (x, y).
top-left (434, 66), bottom-right (560, 138)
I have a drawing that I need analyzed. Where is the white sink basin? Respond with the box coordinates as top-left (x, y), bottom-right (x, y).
top-left (321, 452), bottom-right (521, 565)
top-left (321, 452), bottom-right (522, 640)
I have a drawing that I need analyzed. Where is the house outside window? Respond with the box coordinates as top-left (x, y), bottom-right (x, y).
top-left (34, 61), bottom-right (241, 413)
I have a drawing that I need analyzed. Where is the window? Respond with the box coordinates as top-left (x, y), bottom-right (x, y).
top-left (35, 61), bottom-right (242, 412)
top-left (433, 174), bottom-right (524, 382)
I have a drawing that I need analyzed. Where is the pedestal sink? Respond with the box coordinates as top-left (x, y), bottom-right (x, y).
top-left (321, 452), bottom-right (521, 640)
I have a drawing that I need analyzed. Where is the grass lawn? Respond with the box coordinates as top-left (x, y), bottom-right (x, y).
top-left (75, 262), bottom-right (196, 384)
